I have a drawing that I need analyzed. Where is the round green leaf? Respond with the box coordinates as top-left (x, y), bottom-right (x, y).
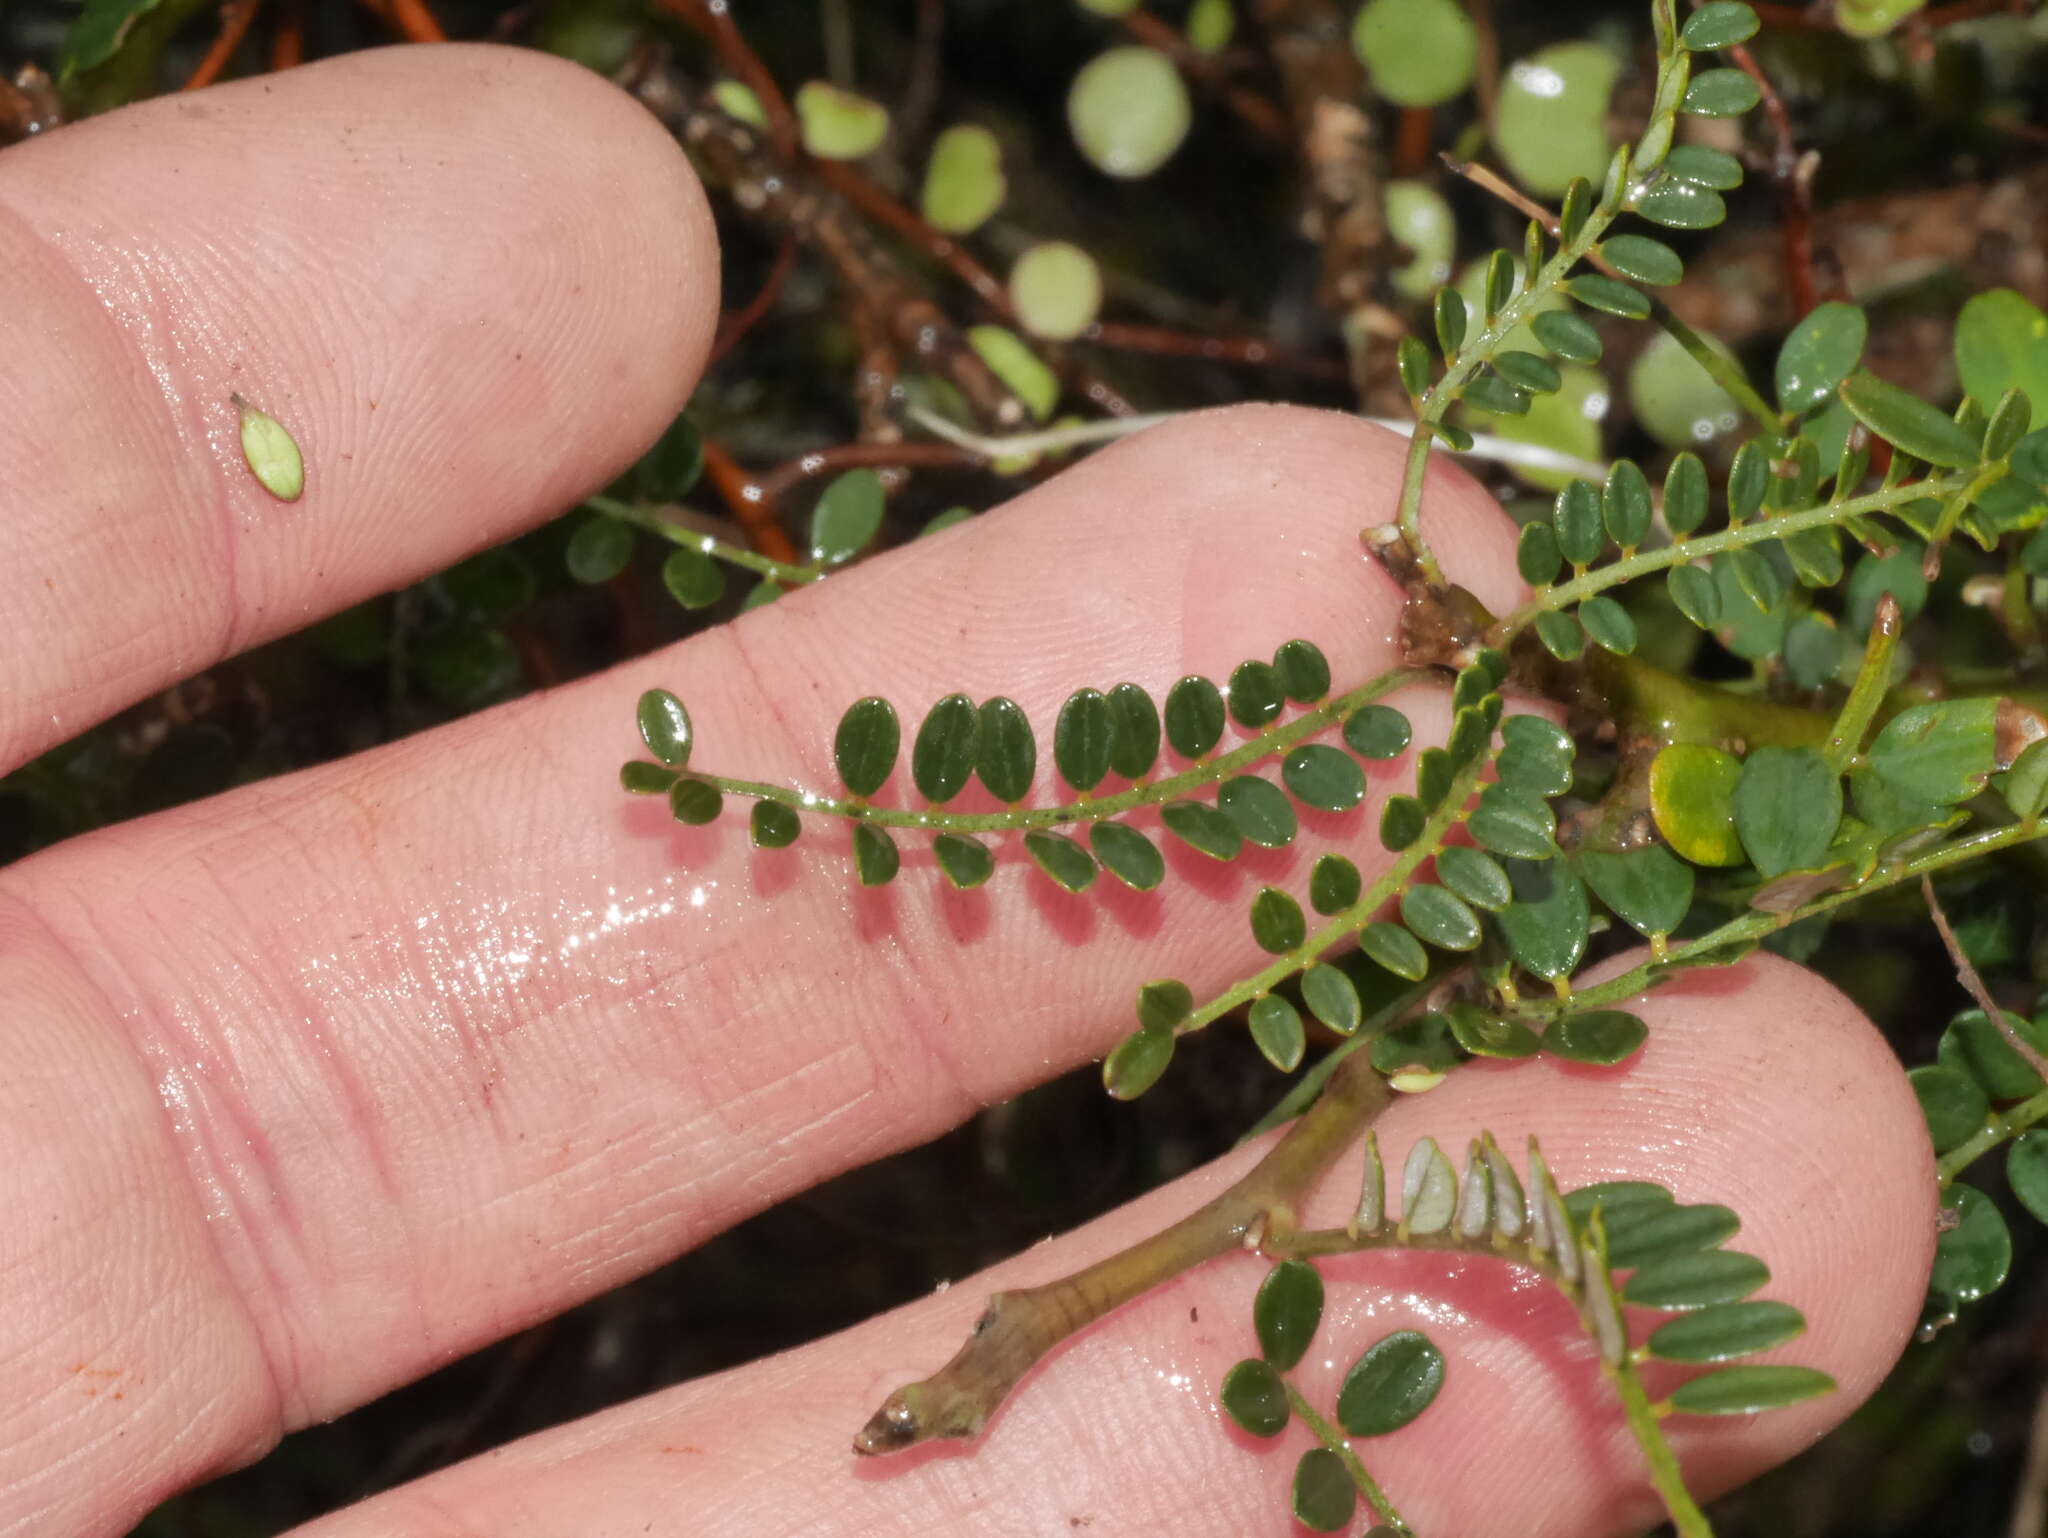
top-left (1009, 241), bottom-right (1102, 341)
top-left (809, 469), bottom-right (885, 565)
top-left (1776, 301), bottom-right (1867, 416)
top-left (1518, 521), bottom-right (1563, 586)
top-left (1664, 145), bottom-right (1744, 190)
top-left (1218, 1359), bottom-right (1289, 1438)
top-left (1682, 67), bottom-right (1761, 116)
top-left (795, 80), bottom-right (889, 159)
top-left (1272, 639), bottom-right (1331, 704)
top-left (1137, 978), bottom-right (1194, 1033)
top-left (1604, 1202), bottom-right (1740, 1269)
top-left (1937, 1008), bottom-right (2048, 1102)
top-left (1311, 854), bottom-right (1363, 914)
top-left (233, 394), bottom-right (305, 502)
top-left (1066, 47), bottom-right (1191, 178)
top-left (567, 516), bottom-right (634, 583)
top-left (1249, 994), bottom-right (1306, 1072)
top-left (852, 822), bottom-right (899, 886)
top-left (1866, 698), bottom-right (1999, 807)
top-left (1469, 783), bottom-right (1557, 860)
top-left (1838, 370), bottom-right (1980, 468)
top-left (1250, 886), bottom-right (1307, 955)
top-left (1956, 289), bottom-right (2048, 421)
top-left (1932, 1184), bottom-right (2011, 1303)
top-left (1553, 478), bottom-right (1605, 566)
top-left (637, 688), bottom-right (694, 767)
top-left (1336, 1329), bottom-right (1446, 1436)
top-left (1301, 963), bottom-right (1362, 1034)
top-left (1668, 563), bottom-right (1722, 628)
top-left (662, 547), bottom-right (725, 609)
top-left (1733, 745), bottom-right (1841, 878)
top-left (1601, 234), bottom-right (1684, 288)
top-left (1623, 1248), bottom-right (1771, 1310)
top-left (976, 696), bottom-right (1037, 803)
top-left (1531, 308), bottom-right (1603, 364)
top-left (749, 799), bottom-right (800, 849)
top-left (1292, 1448), bottom-right (1357, 1533)
top-left (1227, 659), bottom-right (1284, 728)
top-left (1667, 1365), bottom-right (1837, 1416)
top-left (1683, 2), bottom-right (1760, 48)
top-left (1567, 273), bottom-right (1651, 320)
top-left (1345, 703), bottom-right (1412, 759)
top-left (1255, 1258), bottom-right (1324, 1371)
top-left (1104, 1019), bottom-right (1174, 1099)
top-left (1219, 775), bottom-right (1297, 847)
top-left (1436, 845), bottom-right (1511, 911)
top-left (921, 123), bottom-right (1006, 235)
top-left (1384, 178), bottom-right (1457, 299)
top-left (1629, 327), bottom-right (1742, 449)
top-left (1910, 1064), bottom-right (1990, 1153)
top-left (1499, 858), bottom-right (1591, 980)
top-left (620, 761), bottom-right (678, 795)
top-left (912, 693), bottom-right (979, 804)
top-left (933, 831), bottom-right (994, 889)
top-left (834, 696), bottom-right (901, 798)
top-left (1636, 176), bottom-right (1727, 230)
top-left (1024, 830), bottom-right (1097, 893)
top-left (668, 776), bottom-right (723, 825)
top-left (1540, 1011), bottom-right (1638, 1073)
top-left (1090, 821), bottom-right (1164, 890)
top-left (1360, 921), bottom-right (1429, 981)
top-left (1053, 688), bottom-right (1117, 794)
top-left (1578, 595), bottom-right (1638, 655)
top-left (1105, 682), bottom-right (1161, 780)
top-left (1649, 743), bottom-right (1743, 866)
top-left (1647, 1300), bottom-right (1805, 1363)
top-left (1400, 884), bottom-right (1481, 951)
top-left (2007, 1131), bottom-right (2048, 1227)
top-left (1165, 675), bottom-right (1227, 759)
top-left (966, 326), bottom-right (1060, 422)
top-left (1494, 41), bottom-right (1617, 197)
top-left (1350, 0), bottom-right (1476, 107)
top-left (1447, 1005), bottom-right (1540, 1058)
top-left (1161, 799), bottom-right (1243, 860)
top-left (1579, 844), bottom-right (1694, 938)
top-left (1497, 714), bottom-right (1574, 797)
top-left (1281, 744), bottom-right (1366, 813)
top-left (1187, 0), bottom-right (1234, 50)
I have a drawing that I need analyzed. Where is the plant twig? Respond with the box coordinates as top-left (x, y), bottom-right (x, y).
top-left (1924, 871), bottom-right (2048, 1083)
top-left (852, 1049), bottom-right (1393, 1453)
top-left (181, 0), bottom-right (262, 89)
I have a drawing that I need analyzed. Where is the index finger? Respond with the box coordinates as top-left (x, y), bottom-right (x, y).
top-left (0, 42), bottom-right (717, 775)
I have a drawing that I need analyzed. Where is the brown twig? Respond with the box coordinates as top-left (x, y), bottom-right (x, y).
top-left (709, 235), bottom-right (797, 366)
top-left (384, 0), bottom-right (447, 43)
top-left (1120, 7), bottom-right (1293, 145)
top-left (1084, 320), bottom-right (1350, 381)
top-left (755, 441), bottom-right (981, 506)
top-left (1924, 872), bottom-right (2048, 1082)
top-left (1726, 40), bottom-right (1825, 318)
top-left (700, 439), bottom-right (802, 564)
top-left (653, 0), bottom-right (799, 160)
top-left (270, 0), bottom-right (305, 68)
top-left (181, 0), bottom-right (263, 90)
top-left (814, 158), bottom-right (1013, 317)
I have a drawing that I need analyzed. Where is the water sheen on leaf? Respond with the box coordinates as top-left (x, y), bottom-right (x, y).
top-left (1776, 302), bottom-right (1867, 416)
top-left (1219, 775), bottom-right (1298, 847)
top-left (1227, 659), bottom-right (1285, 728)
top-left (1104, 1020), bottom-right (1174, 1099)
top-left (1283, 744), bottom-right (1367, 811)
top-left (1336, 1329), bottom-right (1446, 1436)
top-left (1623, 1249), bottom-right (1771, 1309)
top-left (1666, 1365), bottom-right (1836, 1416)
top-left (1091, 821), bottom-right (1165, 889)
top-left (1163, 799), bottom-right (1244, 859)
top-left (976, 697), bottom-right (1037, 803)
top-left (1345, 704), bottom-right (1412, 758)
top-left (809, 469), bottom-right (884, 565)
top-left (1218, 1359), bottom-right (1289, 1438)
top-left (1165, 675), bottom-right (1227, 759)
top-left (637, 688), bottom-right (694, 767)
top-left (750, 800), bottom-right (800, 849)
top-left (835, 697), bottom-right (901, 798)
top-left (912, 694), bottom-right (979, 803)
top-left (1273, 638), bottom-right (1333, 703)
top-left (1255, 1259), bottom-right (1324, 1371)
top-left (1108, 683), bottom-right (1162, 779)
top-left (1053, 688), bottom-right (1117, 793)
top-left (1932, 1184), bottom-right (2011, 1302)
top-left (1647, 1300), bottom-right (1805, 1363)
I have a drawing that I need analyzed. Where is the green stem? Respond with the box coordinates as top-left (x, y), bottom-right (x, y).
top-left (1242, 978), bottom-right (1444, 1141)
top-left (1937, 1083), bottom-right (2048, 1182)
top-left (1823, 592), bottom-right (1903, 772)
top-left (586, 495), bottom-right (821, 587)
top-left (1651, 300), bottom-right (1780, 438)
top-left (1609, 1362), bottom-right (1715, 1538)
top-left (647, 669), bottom-right (1427, 834)
top-left (1284, 1383), bottom-right (1413, 1535)
top-left (1494, 467), bottom-right (1980, 644)
top-left (1515, 818), bottom-right (2048, 1021)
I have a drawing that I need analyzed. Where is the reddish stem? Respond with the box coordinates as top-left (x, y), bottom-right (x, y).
top-left (1085, 321), bottom-right (1348, 381)
top-left (182, 0), bottom-right (263, 89)
top-left (710, 235), bottom-right (797, 365)
top-left (701, 439), bottom-right (801, 564)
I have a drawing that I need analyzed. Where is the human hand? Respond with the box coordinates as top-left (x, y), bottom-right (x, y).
top-left (0, 45), bottom-right (1934, 1538)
